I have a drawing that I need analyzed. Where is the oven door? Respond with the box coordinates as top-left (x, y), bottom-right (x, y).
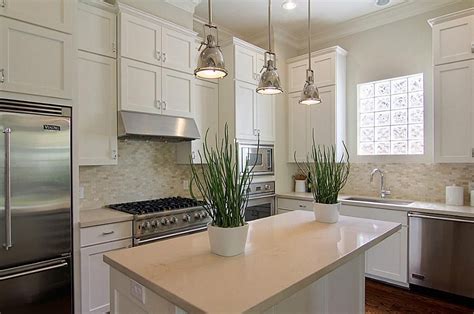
top-left (245, 195), bottom-right (275, 222)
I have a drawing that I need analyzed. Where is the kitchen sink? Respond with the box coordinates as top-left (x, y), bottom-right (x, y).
top-left (343, 196), bottom-right (413, 206)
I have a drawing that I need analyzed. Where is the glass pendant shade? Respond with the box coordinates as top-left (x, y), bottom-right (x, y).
top-left (299, 69), bottom-right (321, 105)
top-left (195, 34), bottom-right (227, 79)
top-left (257, 54), bottom-right (283, 95)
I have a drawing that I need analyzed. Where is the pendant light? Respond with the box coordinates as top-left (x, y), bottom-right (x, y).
top-left (194, 0), bottom-right (228, 79)
top-left (299, 0), bottom-right (321, 105)
top-left (256, 0), bottom-right (283, 95)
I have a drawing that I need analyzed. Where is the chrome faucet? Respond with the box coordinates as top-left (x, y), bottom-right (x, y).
top-left (370, 168), bottom-right (391, 198)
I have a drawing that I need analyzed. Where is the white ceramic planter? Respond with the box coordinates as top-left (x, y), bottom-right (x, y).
top-left (313, 202), bottom-right (340, 223)
top-left (208, 223), bottom-right (249, 257)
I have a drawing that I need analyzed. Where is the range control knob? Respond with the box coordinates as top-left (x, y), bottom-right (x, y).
top-left (182, 214), bottom-right (191, 222)
top-left (194, 212), bottom-right (201, 220)
top-left (199, 211), bottom-right (207, 219)
top-left (161, 218), bottom-right (170, 226)
top-left (151, 220), bottom-right (158, 228)
top-left (264, 184), bottom-right (271, 190)
top-left (170, 216), bottom-right (178, 224)
top-left (144, 221), bottom-right (151, 230)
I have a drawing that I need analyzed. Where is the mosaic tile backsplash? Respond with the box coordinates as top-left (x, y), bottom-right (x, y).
top-left (341, 163), bottom-right (474, 205)
top-left (79, 139), bottom-right (193, 210)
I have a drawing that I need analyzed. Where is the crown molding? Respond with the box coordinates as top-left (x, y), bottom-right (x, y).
top-left (164, 0), bottom-right (202, 14)
top-left (428, 6), bottom-right (474, 26)
top-left (297, 0), bottom-right (463, 50)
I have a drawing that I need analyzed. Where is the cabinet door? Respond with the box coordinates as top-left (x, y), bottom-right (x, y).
top-left (0, 18), bottom-right (73, 99)
top-left (366, 226), bottom-right (408, 285)
top-left (434, 60), bottom-right (474, 162)
top-left (161, 27), bottom-right (195, 74)
top-left (311, 53), bottom-right (335, 88)
top-left (161, 68), bottom-right (193, 118)
top-left (433, 16), bottom-right (474, 65)
top-left (81, 239), bottom-right (132, 314)
top-left (78, 52), bottom-right (117, 166)
top-left (307, 86), bottom-right (335, 149)
top-left (120, 12), bottom-right (161, 66)
top-left (288, 92), bottom-right (308, 162)
top-left (255, 52), bottom-right (266, 83)
top-left (0, 0), bottom-right (73, 33)
top-left (256, 93), bottom-right (275, 142)
top-left (78, 3), bottom-right (116, 58)
top-left (288, 59), bottom-right (308, 93)
top-left (192, 80), bottom-right (219, 163)
top-left (120, 58), bottom-right (162, 114)
top-left (235, 80), bottom-right (257, 140)
top-left (235, 45), bottom-right (258, 84)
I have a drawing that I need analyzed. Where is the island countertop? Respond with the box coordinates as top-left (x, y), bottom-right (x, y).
top-left (104, 210), bottom-right (401, 313)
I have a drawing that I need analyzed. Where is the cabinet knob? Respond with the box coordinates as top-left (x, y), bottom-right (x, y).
top-left (0, 69), bottom-right (4, 83)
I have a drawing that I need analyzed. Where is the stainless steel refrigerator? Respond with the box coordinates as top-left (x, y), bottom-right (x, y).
top-left (0, 100), bottom-right (72, 313)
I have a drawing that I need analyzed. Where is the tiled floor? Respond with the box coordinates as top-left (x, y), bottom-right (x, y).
top-left (366, 279), bottom-right (474, 313)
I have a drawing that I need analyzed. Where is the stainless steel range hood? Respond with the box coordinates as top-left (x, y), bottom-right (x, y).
top-left (118, 111), bottom-right (200, 141)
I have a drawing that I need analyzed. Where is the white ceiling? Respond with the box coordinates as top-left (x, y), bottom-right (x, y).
top-left (194, 0), bottom-right (460, 43)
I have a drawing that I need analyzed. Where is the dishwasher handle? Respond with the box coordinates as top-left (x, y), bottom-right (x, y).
top-left (408, 212), bottom-right (474, 224)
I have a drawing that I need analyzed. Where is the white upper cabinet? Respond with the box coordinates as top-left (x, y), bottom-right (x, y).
top-left (287, 47), bottom-right (346, 162)
top-left (161, 68), bottom-right (193, 118)
top-left (120, 58), bottom-right (161, 114)
top-left (0, 17), bottom-right (73, 99)
top-left (256, 91), bottom-right (275, 142)
top-left (0, 0), bottom-right (73, 33)
top-left (120, 12), bottom-right (161, 66)
top-left (161, 27), bottom-right (195, 74)
top-left (176, 79), bottom-right (219, 164)
top-left (287, 47), bottom-right (340, 93)
top-left (235, 44), bottom-right (265, 85)
top-left (434, 60), bottom-right (474, 162)
top-left (119, 8), bottom-right (196, 74)
top-left (77, 51), bottom-right (117, 166)
top-left (235, 80), bottom-right (257, 141)
top-left (78, 3), bottom-right (116, 58)
top-left (431, 9), bottom-right (474, 163)
top-left (431, 9), bottom-right (474, 65)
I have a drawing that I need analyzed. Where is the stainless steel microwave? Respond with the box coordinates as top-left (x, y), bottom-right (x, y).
top-left (239, 143), bottom-right (274, 175)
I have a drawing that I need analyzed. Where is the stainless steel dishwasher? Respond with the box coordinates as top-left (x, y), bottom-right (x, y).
top-left (408, 212), bottom-right (474, 299)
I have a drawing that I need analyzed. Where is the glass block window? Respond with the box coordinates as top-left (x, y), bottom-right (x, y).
top-left (357, 73), bottom-right (424, 155)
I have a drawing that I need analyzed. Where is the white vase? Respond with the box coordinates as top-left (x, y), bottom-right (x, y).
top-left (313, 202), bottom-right (340, 223)
top-left (208, 223), bottom-right (249, 257)
top-left (295, 180), bottom-right (306, 193)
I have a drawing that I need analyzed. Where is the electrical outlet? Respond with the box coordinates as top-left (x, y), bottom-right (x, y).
top-left (130, 279), bottom-right (146, 304)
top-left (183, 180), bottom-right (190, 191)
top-left (79, 186), bottom-right (85, 199)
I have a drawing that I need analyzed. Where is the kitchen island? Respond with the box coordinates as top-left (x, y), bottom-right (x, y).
top-left (104, 210), bottom-right (401, 314)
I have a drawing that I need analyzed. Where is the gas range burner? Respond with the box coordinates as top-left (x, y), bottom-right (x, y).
top-left (108, 197), bottom-right (204, 215)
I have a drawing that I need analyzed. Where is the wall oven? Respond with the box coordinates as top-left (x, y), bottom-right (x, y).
top-left (245, 181), bottom-right (276, 222)
top-left (239, 143), bottom-right (274, 175)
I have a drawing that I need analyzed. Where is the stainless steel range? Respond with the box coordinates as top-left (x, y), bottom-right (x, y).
top-left (108, 197), bottom-right (211, 246)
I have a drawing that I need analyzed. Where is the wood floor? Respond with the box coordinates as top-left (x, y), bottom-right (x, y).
top-left (365, 279), bottom-right (474, 314)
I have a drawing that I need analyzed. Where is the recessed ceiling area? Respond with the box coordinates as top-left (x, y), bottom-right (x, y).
top-left (195, 0), bottom-right (407, 39)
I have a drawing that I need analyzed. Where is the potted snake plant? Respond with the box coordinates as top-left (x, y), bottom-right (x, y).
top-left (295, 135), bottom-right (350, 223)
top-left (190, 124), bottom-right (256, 256)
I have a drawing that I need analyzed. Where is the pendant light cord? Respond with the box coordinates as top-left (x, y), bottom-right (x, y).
top-left (308, 0), bottom-right (311, 71)
top-left (208, 0), bottom-right (213, 26)
top-left (268, 0), bottom-right (272, 53)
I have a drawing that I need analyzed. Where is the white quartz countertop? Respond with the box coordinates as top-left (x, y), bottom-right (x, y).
top-left (104, 210), bottom-right (400, 313)
top-left (277, 192), bottom-right (474, 218)
top-left (79, 208), bottom-right (133, 228)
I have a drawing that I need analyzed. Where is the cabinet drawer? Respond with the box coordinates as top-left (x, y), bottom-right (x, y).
top-left (278, 197), bottom-right (313, 211)
top-left (81, 222), bottom-right (132, 247)
top-left (340, 205), bottom-right (407, 225)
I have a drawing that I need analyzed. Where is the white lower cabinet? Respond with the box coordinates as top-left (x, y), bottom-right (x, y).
top-left (340, 204), bottom-right (408, 287)
top-left (81, 239), bottom-right (132, 314)
top-left (77, 51), bottom-right (117, 166)
top-left (80, 221), bottom-right (133, 314)
top-left (0, 17), bottom-right (73, 100)
top-left (277, 197), bottom-right (313, 212)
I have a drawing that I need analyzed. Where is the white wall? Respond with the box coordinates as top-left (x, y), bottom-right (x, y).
top-left (305, 1), bottom-right (473, 164)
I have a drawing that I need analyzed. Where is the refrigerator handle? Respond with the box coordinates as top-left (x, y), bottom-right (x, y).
top-left (3, 128), bottom-right (12, 250)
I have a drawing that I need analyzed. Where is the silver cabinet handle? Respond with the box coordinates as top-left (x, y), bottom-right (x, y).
top-left (155, 50), bottom-right (161, 61)
top-left (299, 204), bottom-right (307, 208)
top-left (112, 42), bottom-right (116, 53)
top-left (162, 101), bottom-right (167, 110)
top-left (0, 69), bottom-right (5, 83)
top-left (154, 100), bottom-right (161, 110)
top-left (111, 149), bottom-right (117, 160)
top-left (191, 151), bottom-right (196, 160)
top-left (0, 0), bottom-right (5, 8)
top-left (162, 52), bottom-right (167, 62)
top-left (3, 128), bottom-right (12, 250)
top-left (471, 43), bottom-right (474, 53)
top-left (0, 260), bottom-right (68, 281)
top-left (102, 231), bottom-right (115, 235)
